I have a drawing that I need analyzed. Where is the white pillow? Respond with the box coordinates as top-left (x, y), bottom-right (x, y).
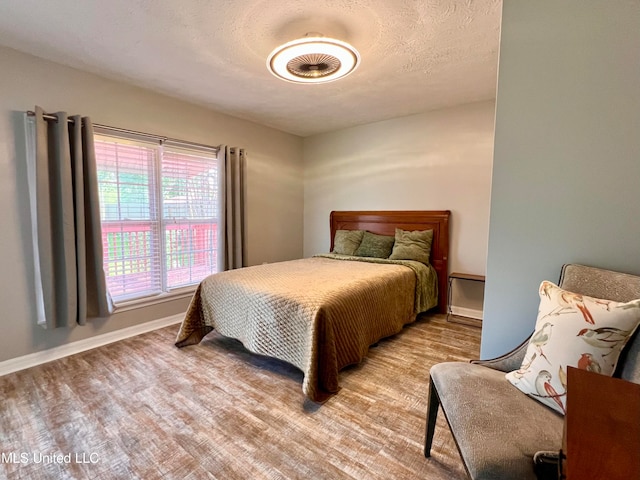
top-left (505, 280), bottom-right (640, 414)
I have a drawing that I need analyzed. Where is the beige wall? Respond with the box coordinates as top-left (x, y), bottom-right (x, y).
top-left (303, 101), bottom-right (496, 314)
top-left (0, 46), bottom-right (303, 362)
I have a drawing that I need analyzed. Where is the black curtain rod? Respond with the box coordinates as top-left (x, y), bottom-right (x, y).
top-left (26, 110), bottom-right (218, 152)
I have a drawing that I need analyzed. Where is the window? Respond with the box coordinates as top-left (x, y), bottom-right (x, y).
top-left (94, 130), bottom-right (219, 304)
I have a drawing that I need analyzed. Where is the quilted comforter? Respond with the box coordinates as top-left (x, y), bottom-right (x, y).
top-left (175, 254), bottom-right (437, 402)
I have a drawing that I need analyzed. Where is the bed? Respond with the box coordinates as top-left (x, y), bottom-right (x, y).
top-left (175, 210), bottom-right (450, 402)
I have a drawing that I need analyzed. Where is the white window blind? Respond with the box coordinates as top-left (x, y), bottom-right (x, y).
top-left (94, 131), bottom-right (219, 304)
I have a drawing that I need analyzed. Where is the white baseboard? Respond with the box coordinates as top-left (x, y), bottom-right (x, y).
top-left (450, 306), bottom-right (483, 320)
top-left (0, 313), bottom-right (184, 377)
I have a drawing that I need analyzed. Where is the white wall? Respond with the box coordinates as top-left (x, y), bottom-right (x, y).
top-left (482, 0), bottom-right (640, 358)
top-left (303, 101), bottom-right (496, 313)
top-left (0, 46), bottom-right (303, 362)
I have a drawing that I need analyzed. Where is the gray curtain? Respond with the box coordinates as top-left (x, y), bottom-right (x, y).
top-left (34, 106), bottom-right (113, 328)
top-left (217, 146), bottom-right (247, 270)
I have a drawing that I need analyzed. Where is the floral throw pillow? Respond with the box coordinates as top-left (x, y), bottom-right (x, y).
top-left (505, 281), bottom-right (640, 415)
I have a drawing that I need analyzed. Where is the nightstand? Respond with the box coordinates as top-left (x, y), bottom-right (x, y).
top-left (447, 272), bottom-right (485, 327)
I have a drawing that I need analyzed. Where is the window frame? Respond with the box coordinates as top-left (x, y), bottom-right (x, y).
top-left (93, 127), bottom-right (220, 310)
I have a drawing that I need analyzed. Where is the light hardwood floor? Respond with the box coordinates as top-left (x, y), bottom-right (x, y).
top-left (0, 313), bottom-right (480, 479)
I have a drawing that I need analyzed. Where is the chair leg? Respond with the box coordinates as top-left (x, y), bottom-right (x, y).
top-left (424, 376), bottom-right (440, 458)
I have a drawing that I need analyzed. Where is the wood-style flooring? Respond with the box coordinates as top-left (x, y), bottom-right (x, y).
top-left (0, 313), bottom-right (481, 480)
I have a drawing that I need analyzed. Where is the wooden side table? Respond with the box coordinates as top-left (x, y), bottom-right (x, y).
top-left (447, 272), bottom-right (485, 327)
top-left (560, 367), bottom-right (640, 479)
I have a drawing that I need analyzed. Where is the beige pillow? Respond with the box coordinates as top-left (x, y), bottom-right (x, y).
top-left (388, 228), bottom-right (433, 264)
top-left (332, 230), bottom-right (364, 256)
top-left (505, 281), bottom-right (640, 415)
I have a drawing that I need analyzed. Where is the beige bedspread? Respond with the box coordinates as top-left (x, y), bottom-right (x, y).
top-left (175, 255), bottom-right (437, 402)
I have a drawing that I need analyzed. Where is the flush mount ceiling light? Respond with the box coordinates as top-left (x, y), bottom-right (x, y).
top-left (267, 33), bottom-right (360, 84)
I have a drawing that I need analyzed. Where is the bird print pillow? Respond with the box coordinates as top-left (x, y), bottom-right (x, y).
top-left (505, 281), bottom-right (640, 415)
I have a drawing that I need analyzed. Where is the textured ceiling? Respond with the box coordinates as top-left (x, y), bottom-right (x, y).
top-left (0, 0), bottom-right (502, 137)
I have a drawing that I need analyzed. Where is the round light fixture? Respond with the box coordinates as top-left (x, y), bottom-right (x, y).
top-left (267, 34), bottom-right (360, 84)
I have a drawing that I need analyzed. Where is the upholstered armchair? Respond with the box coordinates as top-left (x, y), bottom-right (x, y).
top-left (424, 263), bottom-right (640, 480)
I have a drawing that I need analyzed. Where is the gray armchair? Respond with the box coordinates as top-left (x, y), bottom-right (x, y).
top-left (424, 263), bottom-right (640, 479)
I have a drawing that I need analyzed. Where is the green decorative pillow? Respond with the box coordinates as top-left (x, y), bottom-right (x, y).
top-left (388, 228), bottom-right (433, 264)
top-left (332, 230), bottom-right (364, 255)
top-left (505, 281), bottom-right (640, 415)
top-left (353, 231), bottom-right (395, 258)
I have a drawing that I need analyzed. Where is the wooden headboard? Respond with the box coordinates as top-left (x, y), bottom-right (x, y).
top-left (330, 210), bottom-right (451, 314)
